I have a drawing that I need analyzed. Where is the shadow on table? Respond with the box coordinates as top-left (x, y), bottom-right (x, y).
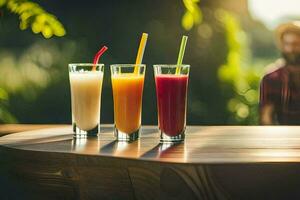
top-left (99, 140), bottom-right (119, 154)
top-left (141, 142), bottom-right (185, 159)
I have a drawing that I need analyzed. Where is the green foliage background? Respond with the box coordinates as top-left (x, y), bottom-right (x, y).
top-left (0, 0), bottom-right (65, 38)
top-left (0, 0), bottom-right (66, 122)
top-left (0, 0), bottom-right (279, 124)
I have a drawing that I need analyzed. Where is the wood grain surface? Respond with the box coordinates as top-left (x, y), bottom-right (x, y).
top-left (0, 124), bottom-right (67, 136)
top-left (1, 125), bottom-right (300, 200)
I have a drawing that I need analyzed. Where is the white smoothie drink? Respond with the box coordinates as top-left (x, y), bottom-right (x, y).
top-left (69, 71), bottom-right (103, 131)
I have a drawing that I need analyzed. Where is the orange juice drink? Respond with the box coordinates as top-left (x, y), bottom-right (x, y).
top-left (111, 64), bottom-right (145, 141)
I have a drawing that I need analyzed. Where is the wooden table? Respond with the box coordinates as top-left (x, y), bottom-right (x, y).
top-left (0, 124), bottom-right (66, 137)
top-left (1, 125), bottom-right (300, 200)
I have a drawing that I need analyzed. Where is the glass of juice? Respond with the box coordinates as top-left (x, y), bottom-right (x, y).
top-left (111, 64), bottom-right (145, 142)
top-left (154, 64), bottom-right (190, 143)
top-left (69, 63), bottom-right (104, 138)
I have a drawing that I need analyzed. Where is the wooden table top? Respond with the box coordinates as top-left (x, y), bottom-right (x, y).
top-left (1, 125), bottom-right (300, 164)
top-left (0, 124), bottom-right (66, 136)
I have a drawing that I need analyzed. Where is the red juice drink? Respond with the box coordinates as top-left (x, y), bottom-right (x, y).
top-left (154, 65), bottom-right (190, 142)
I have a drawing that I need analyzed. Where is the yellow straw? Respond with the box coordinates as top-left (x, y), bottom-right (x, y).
top-left (134, 33), bottom-right (148, 74)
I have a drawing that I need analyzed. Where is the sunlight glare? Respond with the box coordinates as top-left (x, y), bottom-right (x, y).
top-left (249, 0), bottom-right (300, 29)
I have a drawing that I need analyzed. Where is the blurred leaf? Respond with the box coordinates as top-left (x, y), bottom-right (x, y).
top-left (31, 21), bottom-right (42, 33)
top-left (42, 25), bottom-right (53, 38)
top-left (0, 0), bottom-right (66, 38)
top-left (182, 12), bottom-right (194, 31)
top-left (0, 88), bottom-right (8, 100)
top-left (192, 6), bottom-right (202, 24)
top-left (183, 0), bottom-right (199, 12)
top-left (0, 105), bottom-right (17, 123)
top-left (19, 20), bottom-right (28, 30)
top-left (181, 0), bottom-right (202, 30)
top-left (0, 87), bottom-right (16, 123)
top-left (20, 11), bottom-right (33, 21)
top-left (217, 9), bottom-right (262, 124)
top-left (0, 0), bottom-right (6, 7)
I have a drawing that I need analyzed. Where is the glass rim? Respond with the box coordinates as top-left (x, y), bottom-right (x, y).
top-left (153, 64), bottom-right (190, 68)
top-left (69, 63), bottom-right (104, 67)
top-left (110, 64), bottom-right (146, 68)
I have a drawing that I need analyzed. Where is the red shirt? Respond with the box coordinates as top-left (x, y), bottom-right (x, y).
top-left (260, 66), bottom-right (300, 124)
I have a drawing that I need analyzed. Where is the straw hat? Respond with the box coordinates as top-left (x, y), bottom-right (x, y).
top-left (276, 21), bottom-right (300, 46)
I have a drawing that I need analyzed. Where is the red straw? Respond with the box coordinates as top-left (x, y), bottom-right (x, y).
top-left (92, 46), bottom-right (108, 70)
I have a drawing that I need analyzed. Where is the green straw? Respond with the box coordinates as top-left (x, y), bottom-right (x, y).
top-left (176, 35), bottom-right (188, 75)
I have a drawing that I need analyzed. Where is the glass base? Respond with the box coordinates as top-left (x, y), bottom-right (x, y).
top-left (73, 123), bottom-right (99, 138)
top-left (160, 129), bottom-right (185, 143)
top-left (114, 126), bottom-right (140, 142)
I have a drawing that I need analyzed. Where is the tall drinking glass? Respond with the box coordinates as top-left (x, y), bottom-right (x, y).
top-left (111, 64), bottom-right (145, 142)
top-left (69, 63), bottom-right (104, 138)
top-left (154, 64), bottom-right (190, 142)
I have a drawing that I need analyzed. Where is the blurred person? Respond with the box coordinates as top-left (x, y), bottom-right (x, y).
top-left (260, 21), bottom-right (300, 125)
